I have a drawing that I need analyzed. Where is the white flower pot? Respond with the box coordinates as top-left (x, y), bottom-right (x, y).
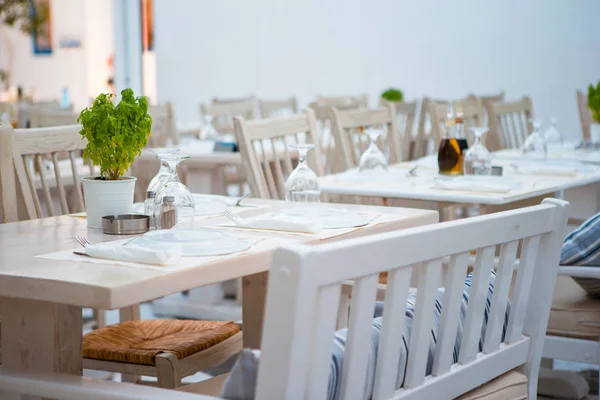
top-left (81, 176), bottom-right (136, 228)
top-left (591, 123), bottom-right (600, 144)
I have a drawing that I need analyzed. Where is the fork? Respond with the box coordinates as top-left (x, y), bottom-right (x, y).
top-left (223, 209), bottom-right (245, 226)
top-left (74, 236), bottom-right (91, 248)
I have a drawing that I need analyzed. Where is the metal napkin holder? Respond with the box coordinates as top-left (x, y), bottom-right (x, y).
top-left (102, 215), bottom-right (150, 235)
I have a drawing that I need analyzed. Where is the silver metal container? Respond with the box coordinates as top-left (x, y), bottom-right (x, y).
top-left (102, 214), bottom-right (150, 235)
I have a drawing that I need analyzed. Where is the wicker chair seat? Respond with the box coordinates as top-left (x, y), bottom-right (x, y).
top-left (83, 320), bottom-right (241, 366)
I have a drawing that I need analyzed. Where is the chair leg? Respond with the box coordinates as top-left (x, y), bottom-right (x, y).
top-left (119, 304), bottom-right (141, 322)
top-left (156, 353), bottom-right (181, 389)
top-left (93, 309), bottom-right (106, 329)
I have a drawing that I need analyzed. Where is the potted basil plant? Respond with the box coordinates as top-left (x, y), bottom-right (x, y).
top-left (588, 82), bottom-right (600, 143)
top-left (79, 89), bottom-right (152, 228)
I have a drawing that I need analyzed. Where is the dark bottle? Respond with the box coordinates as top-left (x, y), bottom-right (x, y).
top-left (438, 101), bottom-right (468, 175)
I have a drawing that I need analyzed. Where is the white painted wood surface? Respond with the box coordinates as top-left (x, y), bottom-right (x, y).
top-left (256, 199), bottom-right (568, 399)
top-left (487, 96), bottom-right (534, 150)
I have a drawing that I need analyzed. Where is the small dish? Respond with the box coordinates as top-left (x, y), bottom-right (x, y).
top-left (102, 215), bottom-right (150, 235)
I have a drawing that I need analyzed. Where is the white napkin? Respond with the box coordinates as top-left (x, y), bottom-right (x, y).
top-left (513, 164), bottom-right (578, 177)
top-left (229, 214), bottom-right (322, 234)
top-left (84, 243), bottom-right (182, 266)
top-left (431, 179), bottom-right (515, 194)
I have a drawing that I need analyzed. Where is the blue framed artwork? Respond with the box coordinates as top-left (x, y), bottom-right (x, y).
top-left (30, 0), bottom-right (52, 55)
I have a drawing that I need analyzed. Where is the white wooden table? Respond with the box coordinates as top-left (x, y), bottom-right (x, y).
top-left (0, 198), bottom-right (437, 376)
top-left (493, 141), bottom-right (600, 165)
top-left (319, 156), bottom-right (600, 220)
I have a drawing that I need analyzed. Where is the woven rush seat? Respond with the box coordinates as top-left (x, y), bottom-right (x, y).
top-left (83, 320), bottom-right (241, 366)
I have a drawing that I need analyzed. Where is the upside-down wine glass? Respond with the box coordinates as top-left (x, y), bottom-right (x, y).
top-left (153, 154), bottom-right (196, 229)
top-left (521, 119), bottom-right (547, 159)
top-left (285, 144), bottom-right (321, 203)
top-left (463, 127), bottom-right (492, 175)
top-left (358, 128), bottom-right (388, 172)
top-left (200, 115), bottom-right (220, 140)
top-left (146, 149), bottom-right (181, 194)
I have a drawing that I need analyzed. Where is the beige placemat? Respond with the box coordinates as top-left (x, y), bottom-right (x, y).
top-left (210, 211), bottom-right (405, 240)
top-left (36, 235), bottom-right (294, 272)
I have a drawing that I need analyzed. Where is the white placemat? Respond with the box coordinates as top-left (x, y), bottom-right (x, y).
top-left (36, 235), bottom-right (289, 272)
top-left (210, 211), bottom-right (405, 240)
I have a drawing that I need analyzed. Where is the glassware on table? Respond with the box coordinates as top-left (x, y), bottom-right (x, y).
top-left (146, 149), bottom-right (181, 195)
top-left (438, 101), bottom-right (469, 175)
top-left (358, 128), bottom-right (388, 172)
top-left (463, 127), bottom-right (492, 175)
top-left (200, 115), bottom-right (220, 140)
top-left (285, 144), bottom-right (321, 203)
top-left (521, 120), bottom-right (547, 159)
top-left (544, 117), bottom-right (563, 152)
top-left (153, 154), bottom-right (195, 229)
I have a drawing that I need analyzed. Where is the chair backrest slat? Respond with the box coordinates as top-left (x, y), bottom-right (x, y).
top-left (482, 240), bottom-right (519, 354)
top-left (577, 90), bottom-right (592, 140)
top-left (372, 267), bottom-right (412, 400)
top-left (259, 97), bottom-right (298, 118)
top-left (316, 94), bottom-right (368, 109)
top-left (306, 283), bottom-right (342, 400)
top-left (258, 199), bottom-right (569, 400)
top-left (340, 274), bottom-right (379, 399)
top-left (431, 251), bottom-right (470, 376)
top-left (458, 245), bottom-right (495, 365)
top-left (330, 103), bottom-right (400, 172)
top-left (51, 152), bottom-right (69, 214)
top-left (0, 125), bottom-right (88, 223)
top-left (404, 260), bottom-right (441, 388)
top-left (380, 100), bottom-right (418, 161)
top-left (201, 99), bottom-right (256, 135)
top-left (234, 110), bottom-right (323, 200)
top-left (30, 109), bottom-right (79, 128)
top-left (148, 103), bottom-right (178, 147)
top-left (35, 154), bottom-right (55, 217)
top-left (488, 97), bottom-right (533, 150)
top-left (504, 235), bottom-right (541, 344)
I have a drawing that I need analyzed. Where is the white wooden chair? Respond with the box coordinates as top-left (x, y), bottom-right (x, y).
top-left (577, 90), bottom-right (592, 141)
top-left (200, 99), bottom-right (257, 195)
top-left (329, 103), bottom-right (400, 172)
top-left (487, 97), bottom-right (534, 151)
top-left (427, 98), bottom-right (485, 147)
top-left (201, 98), bottom-right (256, 135)
top-left (148, 103), bottom-right (178, 146)
top-left (379, 99), bottom-right (417, 161)
top-left (316, 94), bottom-right (369, 108)
top-left (259, 97), bottom-right (298, 118)
top-left (0, 124), bottom-right (91, 222)
top-left (0, 125), bottom-right (242, 388)
top-left (29, 109), bottom-right (80, 128)
top-left (542, 267), bottom-right (600, 395)
top-left (233, 109), bottom-right (323, 200)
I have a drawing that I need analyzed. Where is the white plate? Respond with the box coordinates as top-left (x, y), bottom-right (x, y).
top-left (125, 229), bottom-right (249, 256)
top-left (281, 207), bottom-right (375, 229)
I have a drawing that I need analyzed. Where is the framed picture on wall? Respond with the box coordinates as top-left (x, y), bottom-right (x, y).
top-left (31, 0), bottom-right (52, 55)
top-left (141, 0), bottom-right (154, 51)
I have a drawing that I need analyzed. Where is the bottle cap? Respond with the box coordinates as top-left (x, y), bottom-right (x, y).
top-left (146, 190), bottom-right (156, 198)
top-left (163, 195), bottom-right (176, 203)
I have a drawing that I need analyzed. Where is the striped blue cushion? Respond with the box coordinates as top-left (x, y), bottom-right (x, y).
top-left (221, 272), bottom-right (508, 400)
top-left (561, 212), bottom-right (600, 296)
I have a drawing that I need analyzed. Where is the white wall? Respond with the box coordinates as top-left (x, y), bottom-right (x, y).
top-left (155, 0), bottom-right (600, 140)
top-left (0, 0), bottom-right (114, 110)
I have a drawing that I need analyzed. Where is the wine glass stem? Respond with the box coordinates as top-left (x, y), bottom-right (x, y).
top-left (298, 149), bottom-right (308, 164)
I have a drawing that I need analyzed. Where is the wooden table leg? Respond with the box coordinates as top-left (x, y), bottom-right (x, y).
top-left (1, 297), bottom-right (82, 375)
top-left (242, 271), bottom-right (269, 349)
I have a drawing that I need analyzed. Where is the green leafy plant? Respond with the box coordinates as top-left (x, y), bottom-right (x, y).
top-left (381, 88), bottom-right (404, 102)
top-left (78, 89), bottom-right (152, 180)
top-left (1, 0), bottom-right (49, 36)
top-left (588, 82), bottom-right (600, 123)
